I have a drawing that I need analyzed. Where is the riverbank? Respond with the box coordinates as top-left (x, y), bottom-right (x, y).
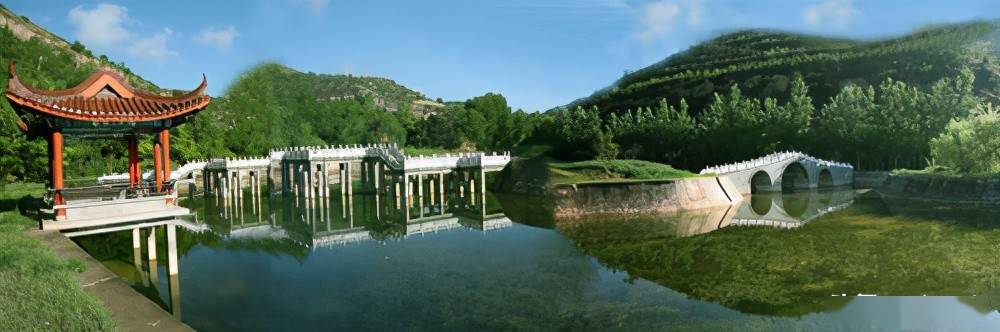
top-left (0, 183), bottom-right (189, 330)
top-left (0, 193), bottom-right (116, 330)
top-left (875, 170), bottom-right (1000, 206)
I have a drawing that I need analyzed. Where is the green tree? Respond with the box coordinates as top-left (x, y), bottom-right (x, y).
top-left (815, 85), bottom-right (877, 169)
top-left (929, 103), bottom-right (1000, 174)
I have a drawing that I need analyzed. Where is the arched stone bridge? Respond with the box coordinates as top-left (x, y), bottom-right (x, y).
top-left (700, 151), bottom-right (854, 195)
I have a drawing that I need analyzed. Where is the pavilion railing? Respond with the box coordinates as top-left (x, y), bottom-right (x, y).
top-left (48, 182), bottom-right (176, 205)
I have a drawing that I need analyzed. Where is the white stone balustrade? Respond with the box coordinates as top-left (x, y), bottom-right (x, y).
top-left (99, 144), bottom-right (511, 184)
top-left (700, 151), bottom-right (853, 175)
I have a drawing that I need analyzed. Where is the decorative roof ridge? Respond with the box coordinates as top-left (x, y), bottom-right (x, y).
top-left (6, 62), bottom-right (208, 102)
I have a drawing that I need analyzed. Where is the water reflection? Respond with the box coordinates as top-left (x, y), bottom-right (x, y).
top-left (543, 189), bottom-right (1000, 318)
top-left (191, 174), bottom-right (512, 249)
top-left (66, 220), bottom-right (194, 319)
top-left (70, 186), bottom-right (1000, 330)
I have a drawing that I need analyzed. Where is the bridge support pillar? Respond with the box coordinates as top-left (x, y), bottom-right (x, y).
top-left (147, 227), bottom-right (159, 287)
top-left (281, 161), bottom-right (290, 196)
top-left (375, 161), bottom-right (383, 197)
top-left (402, 173), bottom-right (410, 209)
top-left (306, 164), bottom-right (314, 201)
top-left (346, 162), bottom-right (353, 197)
top-left (166, 224), bottom-right (178, 276)
top-left (438, 172), bottom-right (445, 209)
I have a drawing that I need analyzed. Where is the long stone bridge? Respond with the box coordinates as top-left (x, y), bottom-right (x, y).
top-left (699, 151), bottom-right (854, 195)
top-left (87, 144), bottom-right (509, 232)
top-left (100, 144), bottom-right (509, 196)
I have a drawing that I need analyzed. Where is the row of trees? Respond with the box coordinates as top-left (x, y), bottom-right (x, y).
top-left (539, 70), bottom-right (980, 171)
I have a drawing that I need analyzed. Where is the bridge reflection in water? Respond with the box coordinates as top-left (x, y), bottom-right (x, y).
top-left (71, 173), bottom-right (513, 318)
top-left (197, 172), bottom-right (512, 248)
top-left (549, 189), bottom-right (858, 240)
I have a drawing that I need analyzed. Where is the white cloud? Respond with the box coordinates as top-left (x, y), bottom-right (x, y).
top-left (194, 26), bottom-right (239, 51)
top-left (297, 0), bottom-right (330, 16)
top-left (127, 28), bottom-right (178, 61)
top-left (634, 1), bottom-right (681, 45)
top-left (803, 0), bottom-right (860, 28)
top-left (632, 0), bottom-right (705, 45)
top-left (686, 0), bottom-right (704, 27)
top-left (68, 4), bottom-right (130, 46)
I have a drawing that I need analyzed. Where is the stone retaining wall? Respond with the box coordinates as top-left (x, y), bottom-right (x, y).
top-left (875, 174), bottom-right (1000, 206)
top-left (549, 177), bottom-right (742, 219)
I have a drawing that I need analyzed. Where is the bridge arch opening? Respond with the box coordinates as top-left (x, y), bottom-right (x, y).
top-left (750, 194), bottom-right (772, 215)
top-left (781, 162), bottom-right (810, 192)
top-left (750, 171), bottom-right (772, 194)
top-left (819, 169), bottom-right (834, 187)
top-left (781, 191), bottom-right (810, 218)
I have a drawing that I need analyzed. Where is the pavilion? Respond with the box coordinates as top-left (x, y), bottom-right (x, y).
top-left (4, 62), bottom-right (210, 230)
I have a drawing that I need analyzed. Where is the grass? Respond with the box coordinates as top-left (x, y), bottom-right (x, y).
top-left (891, 166), bottom-right (1000, 180)
top-left (547, 159), bottom-right (701, 185)
top-left (512, 144), bottom-right (553, 158)
top-left (0, 183), bottom-right (117, 331)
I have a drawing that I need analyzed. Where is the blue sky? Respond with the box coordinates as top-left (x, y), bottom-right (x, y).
top-left (6, 0), bottom-right (1000, 111)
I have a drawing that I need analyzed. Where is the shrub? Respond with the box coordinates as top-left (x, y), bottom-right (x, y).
top-left (929, 104), bottom-right (1000, 174)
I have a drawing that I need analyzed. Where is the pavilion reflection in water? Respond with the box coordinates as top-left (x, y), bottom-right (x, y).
top-left (63, 218), bottom-right (204, 320)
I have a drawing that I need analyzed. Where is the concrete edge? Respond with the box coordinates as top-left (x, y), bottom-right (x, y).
top-left (28, 229), bottom-right (194, 332)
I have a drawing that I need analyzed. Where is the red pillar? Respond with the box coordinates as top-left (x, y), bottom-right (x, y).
top-left (154, 141), bottom-right (163, 192)
top-left (128, 136), bottom-right (139, 188)
top-left (160, 129), bottom-right (171, 192)
top-left (51, 130), bottom-right (65, 217)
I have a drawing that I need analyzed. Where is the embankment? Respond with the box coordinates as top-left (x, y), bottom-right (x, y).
top-left (547, 177), bottom-right (742, 218)
top-left (853, 171), bottom-right (890, 189)
top-left (875, 173), bottom-right (1000, 206)
top-left (493, 158), bottom-right (742, 218)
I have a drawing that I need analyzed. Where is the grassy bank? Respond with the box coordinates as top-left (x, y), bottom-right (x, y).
top-left (547, 159), bottom-right (700, 185)
top-left (891, 167), bottom-right (1000, 180)
top-left (0, 183), bottom-right (116, 330)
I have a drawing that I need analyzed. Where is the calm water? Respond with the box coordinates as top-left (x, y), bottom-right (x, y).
top-left (73, 183), bottom-right (1000, 331)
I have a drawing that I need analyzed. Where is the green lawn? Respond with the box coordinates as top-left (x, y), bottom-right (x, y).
top-left (0, 183), bottom-right (116, 331)
top-left (547, 159), bottom-right (701, 185)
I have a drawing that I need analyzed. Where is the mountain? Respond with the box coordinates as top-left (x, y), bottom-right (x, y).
top-left (0, 4), bottom-right (438, 181)
top-left (187, 63), bottom-right (413, 157)
top-left (300, 68), bottom-right (445, 115)
top-left (564, 21), bottom-right (1000, 115)
top-left (0, 4), bottom-right (170, 182)
top-left (0, 4), bottom-right (158, 92)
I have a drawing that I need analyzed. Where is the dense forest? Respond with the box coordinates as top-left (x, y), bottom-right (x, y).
top-left (185, 63), bottom-right (532, 157)
top-left (564, 21), bottom-right (1000, 116)
top-left (539, 70), bottom-right (980, 171)
top-left (2, 8), bottom-right (999, 185)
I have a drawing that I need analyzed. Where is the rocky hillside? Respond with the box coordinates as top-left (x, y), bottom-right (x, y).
top-left (305, 69), bottom-right (445, 115)
top-left (0, 4), bottom-right (158, 91)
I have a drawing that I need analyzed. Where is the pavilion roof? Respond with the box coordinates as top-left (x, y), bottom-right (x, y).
top-left (5, 62), bottom-right (211, 123)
